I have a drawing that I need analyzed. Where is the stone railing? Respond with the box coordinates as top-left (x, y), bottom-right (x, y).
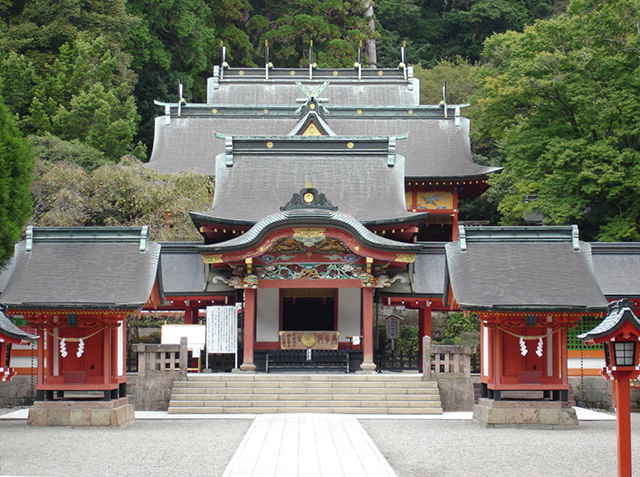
top-left (422, 336), bottom-right (476, 379)
top-left (422, 336), bottom-right (477, 412)
top-left (133, 337), bottom-right (187, 411)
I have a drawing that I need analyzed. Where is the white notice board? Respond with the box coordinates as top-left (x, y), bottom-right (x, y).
top-left (206, 306), bottom-right (238, 353)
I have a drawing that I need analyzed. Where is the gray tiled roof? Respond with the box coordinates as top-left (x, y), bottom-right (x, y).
top-left (590, 243), bottom-right (640, 298)
top-left (0, 309), bottom-right (37, 341)
top-left (207, 69), bottom-right (420, 106)
top-left (1, 227), bottom-right (162, 310)
top-left (198, 209), bottom-right (425, 254)
top-left (444, 227), bottom-right (608, 312)
top-left (147, 114), bottom-right (499, 180)
top-left (158, 242), bottom-right (207, 295)
top-left (191, 151), bottom-right (421, 225)
top-left (411, 243), bottom-right (447, 296)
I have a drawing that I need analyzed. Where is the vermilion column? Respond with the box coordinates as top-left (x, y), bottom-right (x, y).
top-left (615, 375), bottom-right (632, 477)
top-left (360, 287), bottom-right (376, 372)
top-left (240, 288), bottom-right (257, 371)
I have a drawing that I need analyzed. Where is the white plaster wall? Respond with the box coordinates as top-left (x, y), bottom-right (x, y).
top-left (338, 289), bottom-right (361, 342)
top-left (118, 325), bottom-right (124, 376)
top-left (257, 289), bottom-right (280, 341)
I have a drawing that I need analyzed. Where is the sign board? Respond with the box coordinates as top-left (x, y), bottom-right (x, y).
top-left (386, 316), bottom-right (401, 340)
top-left (206, 306), bottom-right (237, 353)
top-left (161, 325), bottom-right (206, 357)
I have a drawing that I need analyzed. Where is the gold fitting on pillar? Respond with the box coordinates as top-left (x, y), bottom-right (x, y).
top-left (366, 257), bottom-right (373, 274)
top-left (245, 258), bottom-right (253, 274)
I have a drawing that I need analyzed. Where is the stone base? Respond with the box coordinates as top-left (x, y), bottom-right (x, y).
top-left (27, 397), bottom-right (135, 428)
top-left (473, 398), bottom-right (579, 429)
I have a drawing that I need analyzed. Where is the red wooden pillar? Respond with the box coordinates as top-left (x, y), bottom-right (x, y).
top-left (360, 287), bottom-right (376, 372)
top-left (103, 325), bottom-right (110, 387)
top-left (615, 375), bottom-right (633, 477)
top-left (184, 303), bottom-right (194, 325)
top-left (240, 288), bottom-right (257, 371)
top-left (37, 329), bottom-right (44, 387)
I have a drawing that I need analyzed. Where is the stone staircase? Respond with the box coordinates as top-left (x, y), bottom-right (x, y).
top-left (168, 373), bottom-right (443, 414)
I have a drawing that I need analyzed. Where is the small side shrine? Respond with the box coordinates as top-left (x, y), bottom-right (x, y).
top-left (445, 225), bottom-right (608, 428)
top-left (0, 226), bottom-right (163, 427)
top-left (0, 308), bottom-right (37, 382)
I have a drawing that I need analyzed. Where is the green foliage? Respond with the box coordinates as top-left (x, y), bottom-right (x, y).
top-left (30, 155), bottom-right (213, 240)
top-left (472, 0), bottom-right (640, 241)
top-left (31, 133), bottom-right (110, 172)
top-left (376, 0), bottom-right (567, 68)
top-left (443, 312), bottom-right (479, 341)
top-left (0, 95), bottom-right (33, 264)
top-left (413, 58), bottom-right (478, 104)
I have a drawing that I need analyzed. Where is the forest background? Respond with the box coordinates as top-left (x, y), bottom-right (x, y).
top-left (1, 0), bottom-right (639, 264)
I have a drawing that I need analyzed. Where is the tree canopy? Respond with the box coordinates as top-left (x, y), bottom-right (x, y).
top-left (31, 156), bottom-right (213, 241)
top-left (0, 95), bottom-right (33, 264)
top-left (472, 0), bottom-right (640, 241)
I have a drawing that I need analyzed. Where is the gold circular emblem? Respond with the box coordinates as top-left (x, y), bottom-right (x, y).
top-left (266, 142), bottom-right (273, 149)
top-left (263, 109), bottom-right (269, 114)
top-left (309, 103), bottom-right (316, 109)
top-left (290, 71), bottom-right (296, 76)
top-left (408, 109), bottom-right (414, 115)
top-left (211, 108), bottom-right (218, 114)
top-left (347, 142), bottom-right (354, 149)
top-left (378, 71), bottom-right (383, 76)
top-left (304, 192), bottom-right (314, 203)
top-left (357, 109), bottom-right (362, 115)
top-left (301, 333), bottom-right (318, 348)
top-left (239, 70), bottom-right (244, 75)
top-left (333, 71), bottom-right (338, 76)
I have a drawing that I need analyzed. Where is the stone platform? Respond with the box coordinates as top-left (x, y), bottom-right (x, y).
top-left (473, 397), bottom-right (579, 429)
top-left (27, 397), bottom-right (135, 428)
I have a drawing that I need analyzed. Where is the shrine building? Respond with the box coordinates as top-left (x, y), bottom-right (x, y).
top-left (146, 64), bottom-right (500, 371)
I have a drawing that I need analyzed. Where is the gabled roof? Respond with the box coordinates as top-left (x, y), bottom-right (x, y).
top-left (198, 209), bottom-right (424, 255)
top-left (444, 226), bottom-right (608, 312)
top-left (0, 308), bottom-right (37, 342)
top-left (590, 243), bottom-right (640, 298)
top-left (1, 227), bottom-right (163, 310)
top-left (190, 136), bottom-right (424, 226)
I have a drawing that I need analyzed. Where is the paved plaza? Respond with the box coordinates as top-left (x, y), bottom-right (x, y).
top-left (1, 408), bottom-right (639, 476)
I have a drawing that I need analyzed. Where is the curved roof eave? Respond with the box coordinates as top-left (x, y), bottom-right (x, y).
top-left (198, 209), bottom-right (426, 254)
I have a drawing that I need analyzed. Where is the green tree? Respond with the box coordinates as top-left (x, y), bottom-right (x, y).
top-left (0, 95), bottom-right (33, 264)
top-left (376, 0), bottom-right (567, 67)
top-left (30, 156), bottom-right (213, 241)
top-left (472, 0), bottom-right (640, 241)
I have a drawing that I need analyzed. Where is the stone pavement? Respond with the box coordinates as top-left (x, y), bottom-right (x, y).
top-left (0, 407), bottom-right (630, 477)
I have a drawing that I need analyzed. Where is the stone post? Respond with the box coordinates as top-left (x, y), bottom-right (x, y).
top-left (179, 336), bottom-right (188, 377)
top-left (422, 335), bottom-right (431, 381)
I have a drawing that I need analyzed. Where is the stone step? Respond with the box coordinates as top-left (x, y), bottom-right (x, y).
top-left (169, 393), bottom-right (441, 402)
top-left (170, 386), bottom-right (439, 395)
top-left (168, 406), bottom-right (444, 415)
top-left (168, 374), bottom-right (443, 415)
top-left (169, 399), bottom-right (442, 408)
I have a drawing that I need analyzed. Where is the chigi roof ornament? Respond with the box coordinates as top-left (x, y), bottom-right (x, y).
top-left (280, 182), bottom-right (338, 212)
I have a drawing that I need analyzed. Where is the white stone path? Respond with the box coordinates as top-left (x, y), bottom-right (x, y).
top-left (221, 413), bottom-right (398, 477)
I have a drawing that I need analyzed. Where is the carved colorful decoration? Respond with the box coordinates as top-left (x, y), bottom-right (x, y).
top-left (203, 254), bottom-right (224, 264)
top-left (266, 237), bottom-right (351, 255)
top-left (395, 254), bottom-right (416, 263)
top-left (258, 263), bottom-right (360, 280)
top-left (212, 274), bottom-right (259, 289)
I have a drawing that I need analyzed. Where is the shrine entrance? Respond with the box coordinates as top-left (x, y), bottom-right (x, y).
top-left (282, 288), bottom-right (335, 331)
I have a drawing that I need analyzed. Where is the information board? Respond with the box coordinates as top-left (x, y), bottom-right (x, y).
top-left (206, 306), bottom-right (238, 353)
